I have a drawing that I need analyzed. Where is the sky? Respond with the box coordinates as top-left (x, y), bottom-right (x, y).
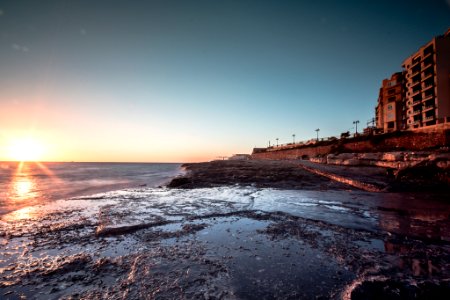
top-left (0, 0), bottom-right (449, 162)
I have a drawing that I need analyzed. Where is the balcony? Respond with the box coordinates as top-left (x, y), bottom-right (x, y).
top-left (422, 61), bottom-right (433, 71)
top-left (423, 45), bottom-right (434, 57)
top-left (422, 93), bottom-right (434, 101)
top-left (412, 109), bottom-right (421, 116)
top-left (412, 100), bottom-right (422, 107)
top-left (422, 83), bottom-right (434, 91)
top-left (411, 89), bottom-right (421, 97)
top-left (411, 78), bottom-right (421, 87)
top-left (422, 51), bottom-right (433, 60)
top-left (411, 57), bottom-right (421, 67)
top-left (422, 72), bottom-right (433, 81)
top-left (423, 115), bottom-right (434, 121)
top-left (422, 105), bottom-right (434, 113)
top-left (412, 120), bottom-right (421, 125)
top-left (411, 69), bottom-right (421, 77)
top-left (422, 58), bottom-right (433, 68)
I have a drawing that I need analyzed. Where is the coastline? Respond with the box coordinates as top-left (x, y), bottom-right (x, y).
top-left (0, 161), bottom-right (449, 299)
top-left (168, 159), bottom-right (450, 192)
top-left (0, 162), bottom-right (184, 217)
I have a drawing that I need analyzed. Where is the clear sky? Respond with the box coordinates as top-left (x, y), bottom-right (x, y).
top-left (0, 0), bottom-right (449, 162)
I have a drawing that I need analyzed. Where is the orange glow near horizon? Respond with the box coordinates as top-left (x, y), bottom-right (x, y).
top-left (6, 137), bottom-right (46, 162)
top-left (0, 129), bottom-right (240, 163)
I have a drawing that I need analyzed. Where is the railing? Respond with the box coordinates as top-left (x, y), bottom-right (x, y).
top-left (422, 72), bottom-right (433, 81)
top-left (411, 58), bottom-right (421, 67)
top-left (266, 135), bottom-right (345, 151)
top-left (423, 83), bottom-right (433, 90)
top-left (411, 79), bottom-right (421, 86)
top-left (410, 69), bottom-right (421, 77)
top-left (422, 59), bottom-right (433, 68)
top-left (422, 94), bottom-right (434, 101)
top-left (411, 90), bottom-right (420, 97)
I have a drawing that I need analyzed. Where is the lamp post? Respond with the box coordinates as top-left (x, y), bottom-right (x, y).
top-left (292, 134), bottom-right (296, 144)
top-left (276, 138), bottom-right (279, 147)
top-left (353, 120), bottom-right (360, 135)
top-left (315, 128), bottom-right (320, 141)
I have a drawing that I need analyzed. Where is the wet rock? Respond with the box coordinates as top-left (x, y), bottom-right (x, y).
top-left (382, 152), bottom-right (404, 162)
top-left (349, 279), bottom-right (450, 300)
top-left (166, 176), bottom-right (192, 188)
top-left (167, 160), bottom-right (350, 190)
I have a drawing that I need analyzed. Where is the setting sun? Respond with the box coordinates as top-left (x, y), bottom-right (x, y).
top-left (7, 138), bottom-right (46, 162)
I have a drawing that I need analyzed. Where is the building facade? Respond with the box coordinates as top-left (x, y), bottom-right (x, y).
top-left (376, 28), bottom-right (450, 132)
top-left (375, 72), bottom-right (405, 132)
top-left (403, 28), bottom-right (450, 129)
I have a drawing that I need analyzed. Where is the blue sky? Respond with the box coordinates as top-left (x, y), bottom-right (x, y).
top-left (0, 0), bottom-right (449, 162)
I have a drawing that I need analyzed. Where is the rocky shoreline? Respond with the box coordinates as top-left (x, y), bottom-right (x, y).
top-left (1, 160), bottom-right (449, 299)
top-left (168, 160), bottom-right (357, 190)
top-left (168, 157), bottom-right (450, 192)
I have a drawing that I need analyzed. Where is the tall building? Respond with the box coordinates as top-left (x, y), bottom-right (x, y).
top-left (375, 28), bottom-right (450, 133)
top-left (402, 28), bottom-right (450, 129)
top-left (375, 72), bottom-right (405, 132)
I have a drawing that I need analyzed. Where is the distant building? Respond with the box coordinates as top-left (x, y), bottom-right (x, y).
top-left (402, 28), bottom-right (450, 129)
top-left (375, 72), bottom-right (406, 132)
top-left (229, 154), bottom-right (251, 160)
top-left (375, 28), bottom-right (450, 133)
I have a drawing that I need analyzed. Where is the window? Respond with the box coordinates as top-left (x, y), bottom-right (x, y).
top-left (387, 80), bottom-right (397, 87)
top-left (388, 89), bottom-right (395, 95)
top-left (388, 96), bottom-right (396, 102)
top-left (387, 105), bottom-right (393, 110)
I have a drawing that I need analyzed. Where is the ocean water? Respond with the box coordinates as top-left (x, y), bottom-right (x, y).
top-left (0, 161), bottom-right (182, 215)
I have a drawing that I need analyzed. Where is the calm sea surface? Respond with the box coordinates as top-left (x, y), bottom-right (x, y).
top-left (0, 162), bottom-right (182, 215)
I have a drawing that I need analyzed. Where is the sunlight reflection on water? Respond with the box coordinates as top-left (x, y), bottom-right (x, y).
top-left (3, 163), bottom-right (44, 213)
top-left (12, 177), bottom-right (35, 200)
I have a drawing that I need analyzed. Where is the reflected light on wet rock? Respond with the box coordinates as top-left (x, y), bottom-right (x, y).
top-left (3, 206), bottom-right (38, 221)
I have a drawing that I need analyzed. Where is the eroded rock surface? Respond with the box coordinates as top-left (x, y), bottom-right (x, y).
top-left (1, 186), bottom-right (449, 299)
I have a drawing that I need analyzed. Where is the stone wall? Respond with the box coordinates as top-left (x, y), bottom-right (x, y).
top-left (251, 144), bottom-right (334, 160)
top-left (252, 130), bottom-right (450, 160)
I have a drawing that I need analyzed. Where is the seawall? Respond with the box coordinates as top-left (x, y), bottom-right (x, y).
top-left (252, 129), bottom-right (450, 160)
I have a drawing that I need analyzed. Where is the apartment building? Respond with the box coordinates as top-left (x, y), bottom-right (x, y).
top-left (402, 28), bottom-right (450, 129)
top-left (375, 72), bottom-right (405, 132)
top-left (375, 28), bottom-right (450, 132)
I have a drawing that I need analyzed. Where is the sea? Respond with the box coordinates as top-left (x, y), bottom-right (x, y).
top-left (0, 161), bottom-right (182, 215)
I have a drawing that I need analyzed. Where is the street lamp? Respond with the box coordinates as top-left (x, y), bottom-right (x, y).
top-left (292, 134), bottom-right (296, 144)
top-left (353, 120), bottom-right (360, 135)
top-left (276, 138), bottom-right (279, 147)
top-left (315, 128), bottom-right (320, 141)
